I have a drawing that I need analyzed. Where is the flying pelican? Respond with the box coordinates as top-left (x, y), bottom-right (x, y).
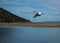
top-left (33, 11), bottom-right (43, 18)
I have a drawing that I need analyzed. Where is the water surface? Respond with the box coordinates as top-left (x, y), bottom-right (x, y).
top-left (0, 26), bottom-right (60, 43)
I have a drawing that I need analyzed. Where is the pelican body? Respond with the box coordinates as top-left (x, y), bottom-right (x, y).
top-left (34, 11), bottom-right (43, 18)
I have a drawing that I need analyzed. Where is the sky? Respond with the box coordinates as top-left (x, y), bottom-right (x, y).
top-left (0, 0), bottom-right (60, 22)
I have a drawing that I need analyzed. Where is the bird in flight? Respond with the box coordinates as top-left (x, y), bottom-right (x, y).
top-left (33, 11), bottom-right (43, 18)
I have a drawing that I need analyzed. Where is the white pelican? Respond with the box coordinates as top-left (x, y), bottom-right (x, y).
top-left (33, 11), bottom-right (43, 18)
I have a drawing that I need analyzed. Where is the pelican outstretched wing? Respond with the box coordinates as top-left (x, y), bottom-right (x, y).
top-left (34, 13), bottom-right (39, 18)
top-left (34, 14), bottom-right (37, 18)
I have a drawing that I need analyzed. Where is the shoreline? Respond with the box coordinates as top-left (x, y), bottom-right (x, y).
top-left (0, 22), bottom-right (60, 27)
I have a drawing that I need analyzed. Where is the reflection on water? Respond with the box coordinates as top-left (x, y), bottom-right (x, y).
top-left (0, 26), bottom-right (60, 43)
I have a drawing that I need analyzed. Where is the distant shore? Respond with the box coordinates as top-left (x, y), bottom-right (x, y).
top-left (0, 22), bottom-right (60, 27)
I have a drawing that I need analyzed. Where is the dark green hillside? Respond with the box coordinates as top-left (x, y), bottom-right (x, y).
top-left (0, 8), bottom-right (31, 23)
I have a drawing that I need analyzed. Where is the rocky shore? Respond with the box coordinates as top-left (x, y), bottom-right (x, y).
top-left (0, 22), bottom-right (60, 27)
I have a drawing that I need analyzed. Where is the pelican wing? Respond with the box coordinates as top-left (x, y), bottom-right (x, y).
top-left (33, 13), bottom-right (38, 18)
top-left (34, 14), bottom-right (37, 18)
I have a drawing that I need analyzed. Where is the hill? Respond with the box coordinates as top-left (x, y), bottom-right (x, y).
top-left (0, 8), bottom-right (31, 23)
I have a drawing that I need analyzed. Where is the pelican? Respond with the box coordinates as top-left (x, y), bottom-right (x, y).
top-left (33, 11), bottom-right (43, 18)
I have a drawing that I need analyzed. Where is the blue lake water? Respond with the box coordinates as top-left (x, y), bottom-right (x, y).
top-left (0, 26), bottom-right (60, 43)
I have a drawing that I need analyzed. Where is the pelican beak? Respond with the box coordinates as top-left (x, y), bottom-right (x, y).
top-left (42, 13), bottom-right (43, 15)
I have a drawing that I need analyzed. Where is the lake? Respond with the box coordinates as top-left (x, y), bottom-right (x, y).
top-left (0, 26), bottom-right (60, 43)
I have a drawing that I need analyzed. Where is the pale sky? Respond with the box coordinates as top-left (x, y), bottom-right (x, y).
top-left (0, 0), bottom-right (60, 22)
